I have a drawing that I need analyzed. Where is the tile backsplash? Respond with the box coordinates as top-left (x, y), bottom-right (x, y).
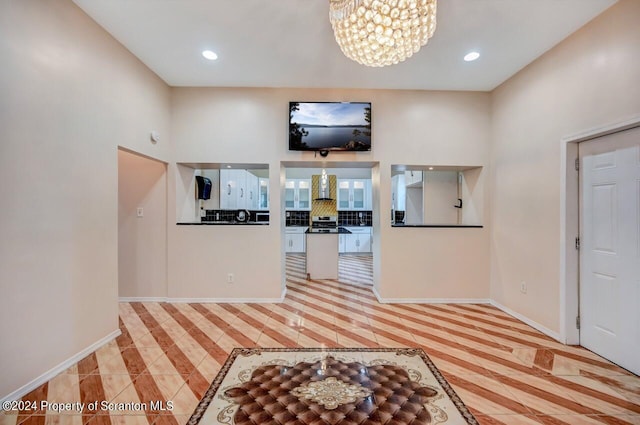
top-left (207, 209), bottom-right (372, 226)
top-left (202, 210), bottom-right (268, 222)
top-left (338, 211), bottom-right (372, 226)
top-left (202, 209), bottom-right (236, 222)
top-left (286, 211), bottom-right (310, 226)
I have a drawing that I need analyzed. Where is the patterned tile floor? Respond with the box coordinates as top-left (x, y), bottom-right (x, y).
top-left (2, 254), bottom-right (639, 425)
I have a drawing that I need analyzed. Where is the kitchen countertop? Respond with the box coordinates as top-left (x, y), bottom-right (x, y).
top-left (392, 224), bottom-right (483, 228)
top-left (176, 221), bottom-right (269, 225)
top-left (306, 227), bottom-right (352, 234)
top-left (286, 224), bottom-right (371, 227)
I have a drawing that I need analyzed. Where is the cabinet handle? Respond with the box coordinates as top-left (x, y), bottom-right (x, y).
top-left (250, 191), bottom-right (253, 200)
top-left (227, 184), bottom-right (231, 196)
top-left (240, 188), bottom-right (244, 198)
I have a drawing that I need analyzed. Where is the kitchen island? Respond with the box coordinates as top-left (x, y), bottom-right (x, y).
top-left (305, 228), bottom-right (351, 280)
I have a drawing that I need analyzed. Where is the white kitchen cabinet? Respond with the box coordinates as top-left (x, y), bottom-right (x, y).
top-left (285, 179), bottom-right (311, 210)
top-left (258, 178), bottom-right (269, 210)
top-left (337, 179), bottom-right (371, 210)
top-left (220, 170), bottom-right (268, 210)
top-left (220, 169), bottom-right (246, 209)
top-left (285, 227), bottom-right (307, 253)
top-left (245, 172), bottom-right (259, 210)
top-left (342, 227), bottom-right (372, 253)
top-left (339, 234), bottom-right (347, 253)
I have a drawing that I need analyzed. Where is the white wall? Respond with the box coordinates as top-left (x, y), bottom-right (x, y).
top-left (405, 187), bottom-right (423, 224)
top-left (0, 0), bottom-right (170, 399)
top-left (118, 150), bottom-right (167, 299)
top-left (286, 168), bottom-right (372, 180)
top-left (169, 88), bottom-right (491, 302)
top-left (490, 0), bottom-right (640, 334)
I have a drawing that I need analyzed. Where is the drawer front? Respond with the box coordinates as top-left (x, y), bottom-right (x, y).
top-left (345, 227), bottom-right (372, 234)
top-left (286, 227), bottom-right (308, 234)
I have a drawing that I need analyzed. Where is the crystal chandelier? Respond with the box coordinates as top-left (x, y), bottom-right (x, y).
top-left (329, 0), bottom-right (437, 67)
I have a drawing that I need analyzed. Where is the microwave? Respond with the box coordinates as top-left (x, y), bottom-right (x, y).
top-left (255, 212), bottom-right (270, 223)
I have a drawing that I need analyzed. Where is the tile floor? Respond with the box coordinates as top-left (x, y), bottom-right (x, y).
top-left (1, 254), bottom-right (639, 424)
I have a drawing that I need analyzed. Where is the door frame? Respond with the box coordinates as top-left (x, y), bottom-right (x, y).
top-left (560, 114), bottom-right (640, 344)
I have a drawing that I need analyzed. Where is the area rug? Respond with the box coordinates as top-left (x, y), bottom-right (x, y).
top-left (187, 348), bottom-right (478, 425)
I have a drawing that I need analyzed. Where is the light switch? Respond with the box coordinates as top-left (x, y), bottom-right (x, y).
top-left (137, 207), bottom-right (144, 217)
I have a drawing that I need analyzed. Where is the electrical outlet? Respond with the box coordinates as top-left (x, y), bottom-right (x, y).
top-left (136, 207), bottom-right (144, 217)
top-left (520, 281), bottom-right (527, 294)
top-left (227, 273), bottom-right (234, 284)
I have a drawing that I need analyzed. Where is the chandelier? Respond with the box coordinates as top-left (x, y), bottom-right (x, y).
top-left (329, 0), bottom-right (437, 67)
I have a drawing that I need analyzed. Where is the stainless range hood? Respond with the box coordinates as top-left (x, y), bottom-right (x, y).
top-left (315, 169), bottom-right (333, 201)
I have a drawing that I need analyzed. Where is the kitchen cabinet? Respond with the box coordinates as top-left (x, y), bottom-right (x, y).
top-left (340, 227), bottom-right (372, 253)
top-left (220, 170), bottom-right (267, 210)
top-left (219, 169), bottom-right (245, 209)
top-left (337, 179), bottom-right (371, 210)
top-left (258, 178), bottom-right (269, 210)
top-left (285, 179), bottom-right (311, 210)
top-left (245, 172), bottom-right (259, 210)
top-left (285, 227), bottom-right (307, 253)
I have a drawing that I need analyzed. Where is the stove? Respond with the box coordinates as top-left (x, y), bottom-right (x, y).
top-left (310, 215), bottom-right (338, 233)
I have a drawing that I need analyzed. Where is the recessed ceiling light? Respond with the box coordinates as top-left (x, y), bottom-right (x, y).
top-left (428, 167), bottom-right (434, 170)
top-left (464, 51), bottom-right (480, 62)
top-left (202, 50), bottom-right (218, 61)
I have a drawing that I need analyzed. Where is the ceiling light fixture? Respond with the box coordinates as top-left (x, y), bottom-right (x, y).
top-left (202, 50), bottom-right (218, 60)
top-left (463, 51), bottom-right (480, 62)
top-left (329, 0), bottom-right (437, 67)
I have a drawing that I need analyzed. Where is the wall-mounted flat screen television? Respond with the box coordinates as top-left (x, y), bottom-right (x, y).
top-left (289, 102), bottom-right (371, 152)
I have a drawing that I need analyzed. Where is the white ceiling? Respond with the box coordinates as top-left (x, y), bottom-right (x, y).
top-left (73, 0), bottom-right (617, 91)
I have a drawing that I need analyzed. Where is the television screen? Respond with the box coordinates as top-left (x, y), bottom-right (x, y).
top-left (289, 102), bottom-right (371, 152)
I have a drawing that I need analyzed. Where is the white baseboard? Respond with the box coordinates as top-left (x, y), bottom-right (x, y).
top-left (167, 297), bottom-right (285, 303)
top-left (167, 287), bottom-right (287, 304)
top-left (373, 288), bottom-right (490, 305)
top-left (372, 289), bottom-right (561, 342)
top-left (1, 329), bottom-right (120, 403)
top-left (120, 288), bottom-right (288, 304)
top-left (490, 300), bottom-right (562, 342)
top-left (118, 297), bottom-right (167, 302)
top-left (372, 286), bottom-right (383, 303)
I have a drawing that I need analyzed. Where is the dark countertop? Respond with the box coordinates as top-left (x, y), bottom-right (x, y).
top-left (305, 227), bottom-right (352, 234)
top-left (392, 224), bottom-right (483, 228)
top-left (177, 221), bottom-right (269, 225)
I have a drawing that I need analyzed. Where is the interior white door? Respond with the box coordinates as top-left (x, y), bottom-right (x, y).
top-left (579, 125), bottom-right (640, 375)
top-left (423, 170), bottom-right (459, 224)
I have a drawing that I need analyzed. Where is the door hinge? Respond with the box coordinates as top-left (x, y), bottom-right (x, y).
top-left (575, 158), bottom-right (580, 171)
top-left (575, 236), bottom-right (580, 250)
top-left (576, 316), bottom-right (581, 330)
